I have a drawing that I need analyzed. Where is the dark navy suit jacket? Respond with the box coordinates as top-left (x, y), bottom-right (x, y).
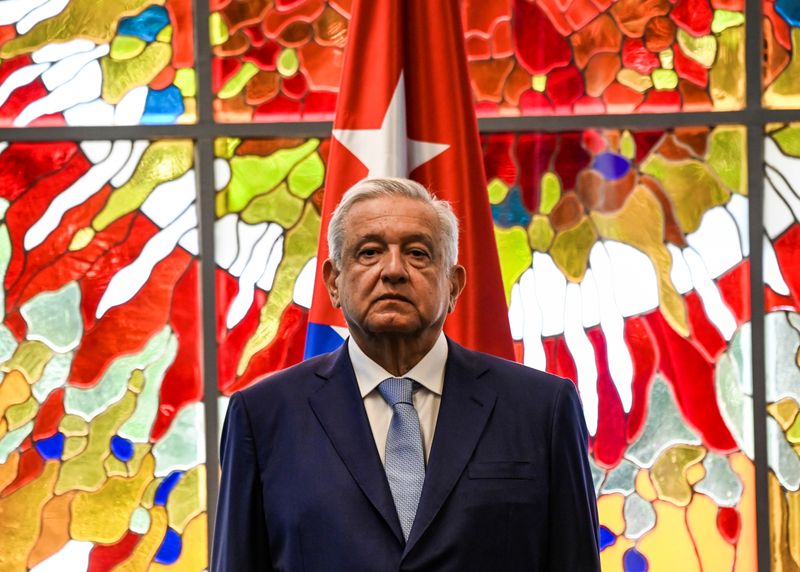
top-left (212, 339), bottom-right (600, 571)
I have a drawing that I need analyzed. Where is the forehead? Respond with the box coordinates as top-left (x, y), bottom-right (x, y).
top-left (342, 196), bottom-right (439, 238)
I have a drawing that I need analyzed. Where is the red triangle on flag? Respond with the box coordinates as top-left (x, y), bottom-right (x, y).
top-left (308, 0), bottom-right (515, 361)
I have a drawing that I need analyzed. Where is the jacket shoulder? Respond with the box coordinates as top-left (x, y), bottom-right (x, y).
top-left (451, 341), bottom-right (573, 401)
top-left (236, 349), bottom-right (338, 403)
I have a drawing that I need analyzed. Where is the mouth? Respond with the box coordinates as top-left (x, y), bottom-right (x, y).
top-left (375, 294), bottom-right (411, 304)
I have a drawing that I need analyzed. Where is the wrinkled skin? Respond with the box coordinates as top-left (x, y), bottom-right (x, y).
top-left (323, 196), bottom-right (466, 375)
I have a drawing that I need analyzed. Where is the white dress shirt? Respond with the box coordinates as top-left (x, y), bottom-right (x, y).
top-left (348, 333), bottom-right (447, 464)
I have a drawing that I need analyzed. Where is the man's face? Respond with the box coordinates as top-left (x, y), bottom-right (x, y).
top-left (323, 196), bottom-right (466, 344)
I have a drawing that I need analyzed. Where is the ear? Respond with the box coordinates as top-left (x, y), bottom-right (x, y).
top-left (322, 258), bottom-right (341, 308)
top-left (447, 265), bottom-right (466, 313)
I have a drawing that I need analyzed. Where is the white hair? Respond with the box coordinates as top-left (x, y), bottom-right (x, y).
top-left (327, 177), bottom-right (459, 270)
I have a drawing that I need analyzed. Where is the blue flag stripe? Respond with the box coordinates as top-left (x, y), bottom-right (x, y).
top-left (304, 322), bottom-right (346, 359)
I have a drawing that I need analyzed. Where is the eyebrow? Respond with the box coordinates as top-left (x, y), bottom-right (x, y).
top-left (351, 233), bottom-right (436, 250)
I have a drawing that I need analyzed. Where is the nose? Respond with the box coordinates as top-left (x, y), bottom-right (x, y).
top-left (381, 247), bottom-right (408, 283)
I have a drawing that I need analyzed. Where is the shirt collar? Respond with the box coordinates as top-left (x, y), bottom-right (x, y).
top-left (349, 333), bottom-right (448, 398)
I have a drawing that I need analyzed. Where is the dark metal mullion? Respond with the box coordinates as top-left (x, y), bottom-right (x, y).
top-left (744, 0), bottom-right (770, 567)
top-left (4, 109), bottom-right (800, 142)
top-left (477, 108), bottom-right (799, 132)
top-left (192, 0), bottom-right (219, 562)
top-left (0, 121), bottom-right (335, 141)
top-left (748, 126), bottom-right (769, 572)
top-left (196, 136), bottom-right (219, 560)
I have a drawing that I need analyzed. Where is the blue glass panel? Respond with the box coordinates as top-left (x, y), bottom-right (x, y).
top-left (35, 432), bottom-right (64, 460)
top-left (623, 548), bottom-right (648, 572)
top-left (142, 86), bottom-right (185, 125)
top-left (154, 528), bottom-right (182, 564)
top-left (117, 6), bottom-right (170, 42)
top-left (593, 152), bottom-right (631, 181)
top-left (111, 435), bottom-right (135, 462)
top-left (491, 187), bottom-right (531, 228)
top-left (599, 526), bottom-right (616, 551)
top-left (154, 471), bottom-right (184, 506)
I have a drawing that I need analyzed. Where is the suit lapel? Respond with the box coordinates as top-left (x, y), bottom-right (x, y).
top-left (307, 345), bottom-right (405, 543)
top-left (403, 341), bottom-right (497, 557)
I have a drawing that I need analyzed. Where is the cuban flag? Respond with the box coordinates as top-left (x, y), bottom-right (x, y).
top-left (305, 0), bottom-right (515, 361)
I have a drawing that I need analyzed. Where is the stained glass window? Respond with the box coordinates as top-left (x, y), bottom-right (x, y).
top-left (764, 0), bottom-right (800, 108)
top-left (212, 127), bottom-right (754, 570)
top-left (0, 0), bottom-right (797, 568)
top-left (0, 1), bottom-right (196, 126)
top-left (0, 139), bottom-right (206, 569)
top-left (210, 0), bottom-right (745, 122)
top-left (488, 127), bottom-right (754, 569)
top-left (764, 122), bottom-right (800, 569)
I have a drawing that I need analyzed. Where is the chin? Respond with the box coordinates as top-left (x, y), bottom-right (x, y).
top-left (364, 318), bottom-right (420, 336)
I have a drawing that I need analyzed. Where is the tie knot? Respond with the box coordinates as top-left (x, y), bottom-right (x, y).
top-left (378, 377), bottom-right (414, 407)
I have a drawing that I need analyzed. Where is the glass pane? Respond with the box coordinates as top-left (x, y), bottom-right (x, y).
top-left (209, 0), bottom-right (745, 122)
top-left (213, 127), bottom-right (755, 570)
top-left (0, 140), bottom-right (206, 569)
top-left (0, 1), bottom-right (196, 127)
top-left (214, 136), bottom-right (325, 394)
top-left (490, 126), bottom-right (753, 570)
top-left (764, 0), bottom-right (800, 108)
top-left (763, 122), bottom-right (800, 569)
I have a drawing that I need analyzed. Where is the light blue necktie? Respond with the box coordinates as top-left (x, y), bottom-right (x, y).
top-left (378, 377), bottom-right (426, 541)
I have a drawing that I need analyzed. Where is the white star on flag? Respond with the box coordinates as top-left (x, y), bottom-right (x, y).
top-left (332, 73), bottom-right (450, 178)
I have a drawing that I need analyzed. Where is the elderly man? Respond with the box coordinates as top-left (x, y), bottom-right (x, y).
top-left (212, 178), bottom-right (600, 571)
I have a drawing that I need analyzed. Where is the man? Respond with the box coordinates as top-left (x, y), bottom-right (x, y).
top-left (212, 178), bottom-right (600, 571)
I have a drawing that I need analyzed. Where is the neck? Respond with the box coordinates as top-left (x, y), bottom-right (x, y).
top-left (350, 331), bottom-right (440, 376)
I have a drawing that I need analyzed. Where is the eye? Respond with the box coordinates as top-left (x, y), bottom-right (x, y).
top-left (357, 247), bottom-right (380, 260)
top-left (408, 248), bottom-right (431, 260)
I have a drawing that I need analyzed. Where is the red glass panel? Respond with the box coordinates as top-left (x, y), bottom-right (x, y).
top-left (211, 0), bottom-right (744, 121)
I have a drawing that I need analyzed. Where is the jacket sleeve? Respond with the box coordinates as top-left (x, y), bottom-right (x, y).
top-left (212, 391), bottom-right (273, 571)
top-left (546, 380), bottom-right (601, 571)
